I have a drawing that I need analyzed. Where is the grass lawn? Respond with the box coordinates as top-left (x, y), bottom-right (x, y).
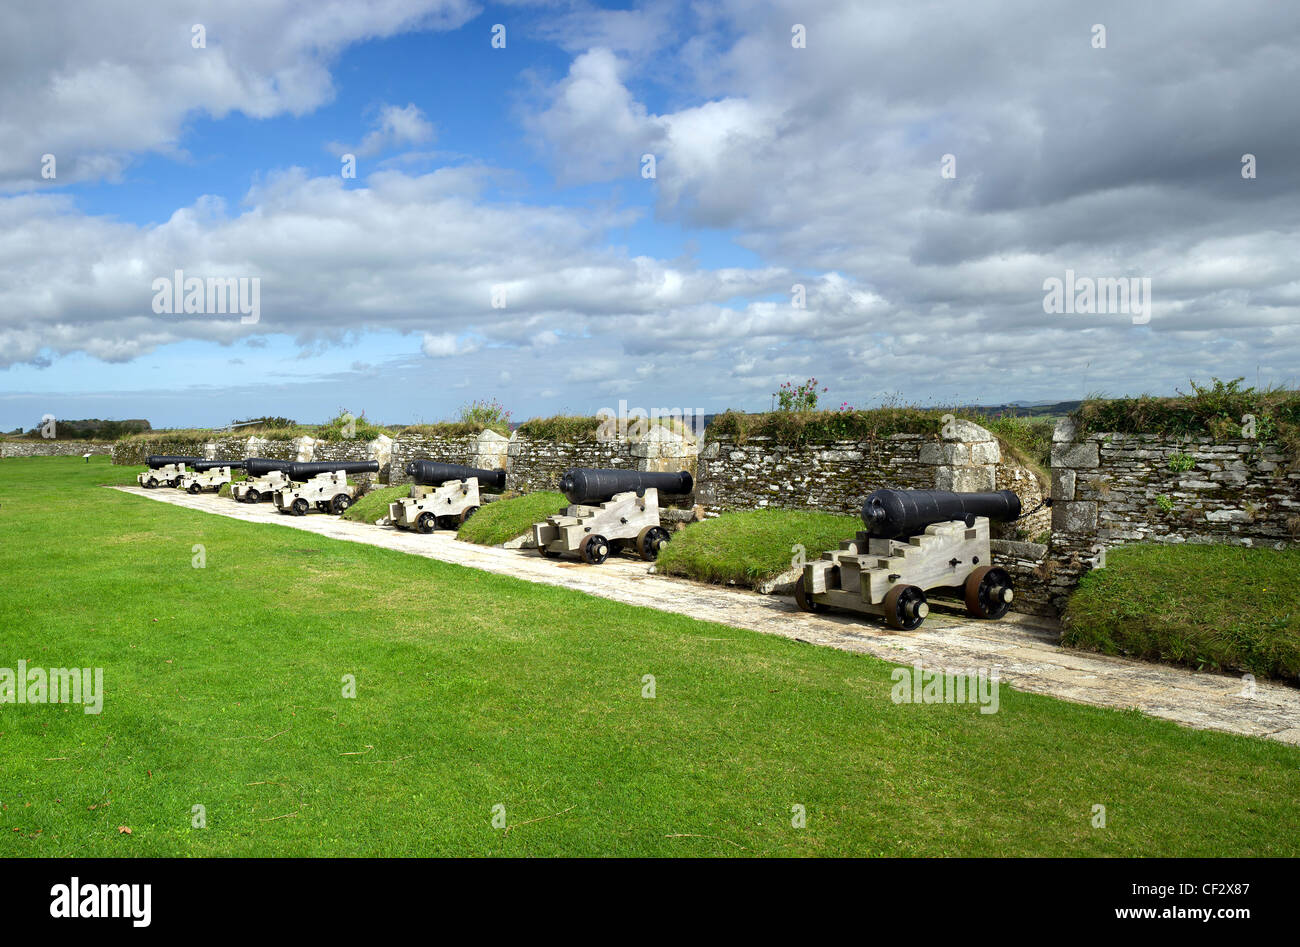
top-left (1063, 544), bottom-right (1300, 682)
top-left (457, 490), bottom-right (568, 546)
top-left (656, 509), bottom-right (861, 589)
top-left (0, 456), bottom-right (1297, 856)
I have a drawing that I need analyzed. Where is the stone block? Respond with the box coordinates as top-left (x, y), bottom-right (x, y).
top-left (1052, 417), bottom-right (1078, 443)
top-left (1052, 468), bottom-right (1076, 502)
top-left (970, 440), bottom-right (1001, 465)
top-left (1051, 442), bottom-right (1099, 469)
top-left (1052, 500), bottom-right (1097, 534)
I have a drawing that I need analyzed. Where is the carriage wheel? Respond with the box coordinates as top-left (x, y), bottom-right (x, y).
top-left (793, 574), bottom-right (826, 613)
top-left (291, 498), bottom-right (309, 516)
top-left (417, 512), bottom-right (437, 533)
top-left (964, 566), bottom-right (1014, 620)
top-left (579, 534), bottom-right (609, 565)
top-left (331, 494), bottom-right (352, 515)
top-left (884, 584), bottom-right (929, 630)
top-left (635, 525), bottom-right (670, 561)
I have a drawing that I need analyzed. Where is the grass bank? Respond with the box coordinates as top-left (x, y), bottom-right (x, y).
top-left (456, 491), bottom-right (568, 545)
top-left (1063, 544), bottom-right (1300, 682)
top-left (655, 509), bottom-right (860, 589)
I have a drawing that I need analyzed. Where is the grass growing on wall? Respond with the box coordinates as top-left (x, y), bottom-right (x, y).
top-left (457, 491), bottom-right (568, 545)
top-left (655, 509), bottom-right (862, 589)
top-left (707, 407), bottom-right (944, 446)
top-left (1063, 544), bottom-right (1300, 682)
top-left (1075, 378), bottom-right (1300, 457)
top-left (514, 416), bottom-right (604, 441)
top-left (3, 457), bottom-right (1300, 857)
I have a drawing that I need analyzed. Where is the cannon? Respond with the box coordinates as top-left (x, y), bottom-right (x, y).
top-left (533, 468), bottom-right (692, 564)
top-left (389, 461), bottom-right (506, 533)
top-left (794, 489), bottom-right (1022, 630)
top-left (138, 455), bottom-right (204, 489)
top-left (272, 460), bottom-right (380, 516)
top-left (179, 459), bottom-right (247, 495)
top-left (405, 461), bottom-right (506, 491)
top-left (231, 458), bottom-right (293, 502)
top-left (558, 469), bottom-right (692, 505)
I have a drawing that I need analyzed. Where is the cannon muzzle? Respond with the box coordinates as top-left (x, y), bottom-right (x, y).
top-left (406, 460), bottom-right (506, 490)
top-left (244, 457), bottom-right (293, 477)
top-left (192, 459), bottom-right (246, 472)
top-left (285, 460), bottom-right (380, 481)
top-left (860, 488), bottom-right (1021, 539)
top-left (145, 454), bottom-right (204, 469)
top-left (558, 468), bottom-right (693, 505)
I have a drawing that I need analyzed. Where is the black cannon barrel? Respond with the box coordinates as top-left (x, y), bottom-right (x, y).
top-left (191, 459), bottom-right (246, 472)
top-left (860, 488), bottom-right (1022, 538)
top-left (244, 457), bottom-right (293, 477)
top-left (406, 460), bottom-right (506, 490)
top-left (559, 468), bottom-right (694, 505)
top-left (285, 460), bottom-right (379, 481)
top-left (145, 454), bottom-right (204, 469)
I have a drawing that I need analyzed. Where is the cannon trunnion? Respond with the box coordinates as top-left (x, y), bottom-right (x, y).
top-left (795, 488), bottom-right (1019, 630)
top-left (532, 467), bottom-right (687, 564)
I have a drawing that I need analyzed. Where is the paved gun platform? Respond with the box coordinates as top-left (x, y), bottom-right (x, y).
top-left (111, 484), bottom-right (1300, 745)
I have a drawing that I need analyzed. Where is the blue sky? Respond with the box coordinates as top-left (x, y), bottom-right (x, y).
top-left (2, 0), bottom-right (1298, 432)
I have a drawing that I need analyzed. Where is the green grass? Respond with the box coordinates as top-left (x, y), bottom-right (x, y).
top-left (654, 509), bottom-right (878, 589)
top-left (1, 456), bottom-right (1298, 856)
top-left (457, 491), bottom-right (568, 545)
top-left (340, 485), bottom-right (408, 523)
top-left (1063, 544), bottom-right (1300, 682)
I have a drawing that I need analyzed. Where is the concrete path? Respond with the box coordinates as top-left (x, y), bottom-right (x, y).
top-left (111, 485), bottom-right (1300, 745)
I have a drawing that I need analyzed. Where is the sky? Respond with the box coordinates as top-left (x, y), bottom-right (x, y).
top-left (2, 0), bottom-right (1298, 431)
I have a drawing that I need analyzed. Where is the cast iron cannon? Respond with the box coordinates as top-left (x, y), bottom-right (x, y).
top-left (406, 461), bottom-right (506, 491)
top-left (274, 460), bottom-right (380, 516)
top-left (284, 460), bottom-right (380, 481)
top-left (139, 455), bottom-right (205, 488)
top-left (231, 458), bottom-right (293, 503)
top-left (533, 467), bottom-right (692, 564)
top-left (795, 487), bottom-right (1022, 630)
top-left (180, 459), bottom-right (248, 494)
top-left (860, 488), bottom-right (1021, 539)
top-left (558, 468), bottom-right (693, 506)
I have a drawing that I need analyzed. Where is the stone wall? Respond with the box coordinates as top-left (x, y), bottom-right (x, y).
top-left (694, 419), bottom-right (1021, 516)
top-left (1, 440), bottom-right (114, 458)
top-left (1046, 417), bottom-right (1300, 612)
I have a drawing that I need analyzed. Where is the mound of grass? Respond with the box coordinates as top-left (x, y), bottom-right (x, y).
top-left (457, 491), bottom-right (568, 545)
top-left (655, 509), bottom-right (861, 589)
top-left (340, 485), bottom-right (408, 523)
top-left (215, 472), bottom-right (248, 498)
top-left (1063, 544), bottom-right (1300, 681)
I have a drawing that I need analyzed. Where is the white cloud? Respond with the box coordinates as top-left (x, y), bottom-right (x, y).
top-left (328, 103), bottom-right (436, 158)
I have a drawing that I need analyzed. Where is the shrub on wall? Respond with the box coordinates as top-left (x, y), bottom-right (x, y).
top-left (707, 407), bottom-right (945, 446)
top-left (1075, 378), bottom-right (1300, 456)
top-left (514, 416), bottom-right (604, 441)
